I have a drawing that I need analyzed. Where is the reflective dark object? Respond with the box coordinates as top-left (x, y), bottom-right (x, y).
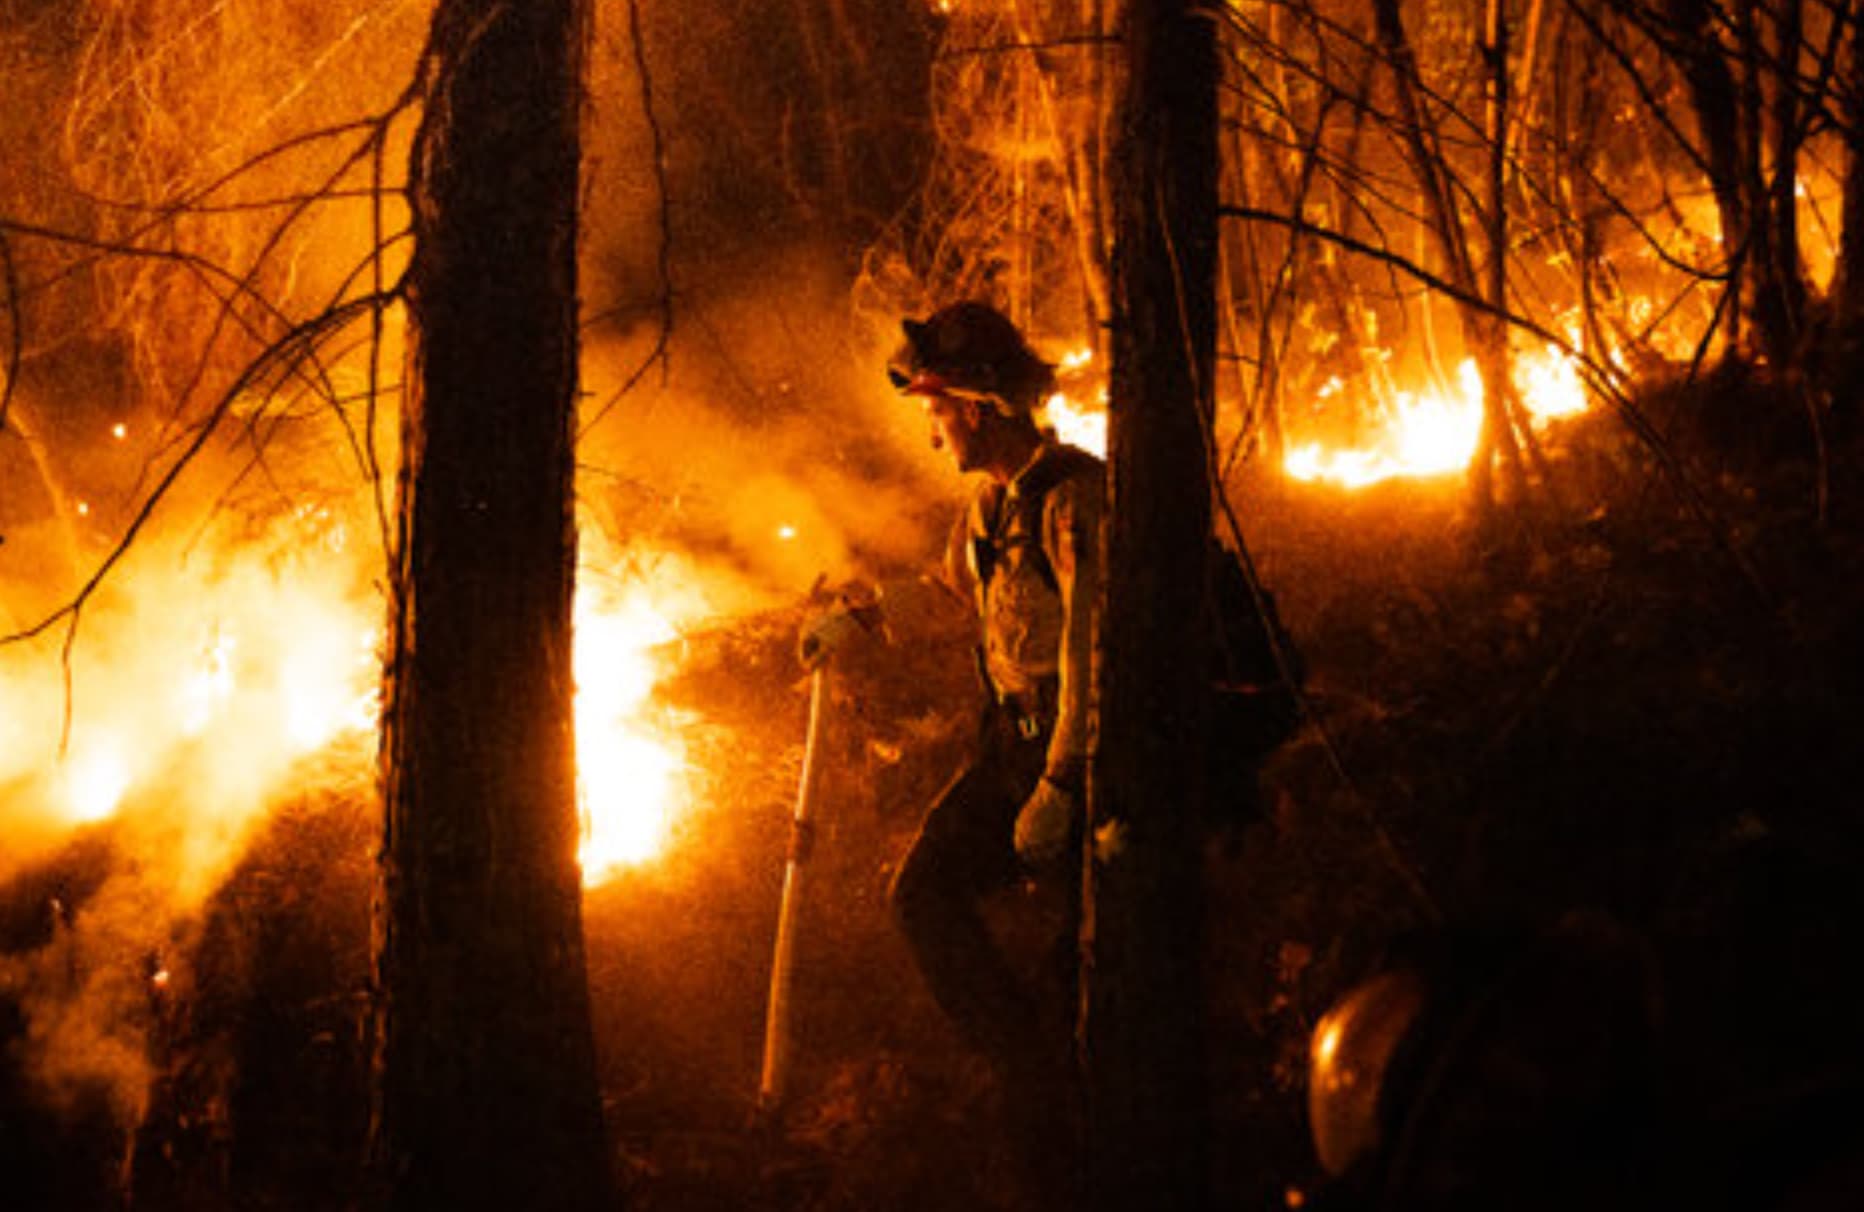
top-left (1307, 968), bottom-right (1427, 1179)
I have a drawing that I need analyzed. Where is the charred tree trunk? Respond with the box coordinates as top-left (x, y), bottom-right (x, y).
top-left (1086, 0), bottom-right (1216, 1208)
top-left (373, 2), bottom-right (612, 1210)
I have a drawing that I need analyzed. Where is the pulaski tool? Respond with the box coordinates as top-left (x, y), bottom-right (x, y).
top-left (757, 588), bottom-right (878, 1114)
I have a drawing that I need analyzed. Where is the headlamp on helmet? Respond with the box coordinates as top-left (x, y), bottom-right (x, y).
top-left (887, 301), bottom-right (1055, 414)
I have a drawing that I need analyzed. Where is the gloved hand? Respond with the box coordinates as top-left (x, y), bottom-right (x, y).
top-left (796, 589), bottom-right (882, 671)
top-left (1093, 817), bottom-right (1129, 865)
top-left (1014, 777), bottom-right (1080, 869)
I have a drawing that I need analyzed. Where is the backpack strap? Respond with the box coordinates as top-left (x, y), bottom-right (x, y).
top-left (995, 444), bottom-right (1103, 593)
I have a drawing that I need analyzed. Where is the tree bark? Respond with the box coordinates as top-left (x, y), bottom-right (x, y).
top-left (1086, 0), bottom-right (1216, 1208)
top-left (373, 2), bottom-right (613, 1210)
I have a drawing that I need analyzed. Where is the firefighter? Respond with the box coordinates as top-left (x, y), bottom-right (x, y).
top-left (807, 300), bottom-right (1103, 1196)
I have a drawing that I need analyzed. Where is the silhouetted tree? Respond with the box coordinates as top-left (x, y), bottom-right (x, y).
top-left (373, 1), bottom-right (614, 1209)
top-left (1086, 0), bottom-right (1217, 1208)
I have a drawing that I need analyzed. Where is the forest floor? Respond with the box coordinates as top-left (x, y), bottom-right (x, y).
top-left (4, 362), bottom-right (1863, 1210)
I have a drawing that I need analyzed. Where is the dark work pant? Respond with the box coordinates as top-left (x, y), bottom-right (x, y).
top-left (888, 706), bottom-right (1079, 1082)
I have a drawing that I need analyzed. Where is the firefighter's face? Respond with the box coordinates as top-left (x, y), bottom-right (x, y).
top-left (924, 393), bottom-right (984, 472)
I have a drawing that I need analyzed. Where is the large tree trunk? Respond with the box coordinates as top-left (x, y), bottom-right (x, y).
top-left (1085, 0), bottom-right (1217, 1208)
top-left (373, 2), bottom-right (613, 1210)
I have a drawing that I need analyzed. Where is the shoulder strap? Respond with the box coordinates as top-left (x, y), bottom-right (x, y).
top-left (1002, 444), bottom-right (1102, 592)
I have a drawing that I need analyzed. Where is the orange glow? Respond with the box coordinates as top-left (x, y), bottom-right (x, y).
top-left (1516, 347), bottom-right (1589, 423)
top-left (571, 536), bottom-right (736, 885)
top-left (573, 568), bottom-right (691, 883)
top-left (1043, 347), bottom-right (1108, 455)
top-left (4, 508), bottom-right (726, 890)
top-left (2, 510), bottom-right (382, 849)
top-left (1037, 341), bottom-right (1589, 483)
top-left (61, 740), bottom-right (133, 825)
top-left (1286, 348), bottom-right (1592, 489)
top-left (1045, 390), bottom-right (1108, 456)
top-left (1311, 1017), bottom-right (1343, 1071)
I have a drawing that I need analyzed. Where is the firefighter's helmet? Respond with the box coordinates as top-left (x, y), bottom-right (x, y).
top-left (1303, 921), bottom-right (1661, 1210)
top-left (887, 301), bottom-right (1054, 412)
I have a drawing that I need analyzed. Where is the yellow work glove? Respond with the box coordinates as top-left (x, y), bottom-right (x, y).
top-left (796, 591), bottom-right (882, 671)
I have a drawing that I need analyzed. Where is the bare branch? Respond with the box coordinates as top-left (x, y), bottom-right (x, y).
top-left (1, 293), bottom-right (392, 649)
top-left (1222, 203), bottom-right (1773, 605)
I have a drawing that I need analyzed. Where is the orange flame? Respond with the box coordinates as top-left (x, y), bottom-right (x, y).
top-left (1036, 342), bottom-right (1592, 487)
top-left (1286, 348), bottom-right (1591, 489)
top-left (3, 512), bottom-right (725, 890)
top-left (572, 558), bottom-right (705, 885)
top-left (1045, 346), bottom-right (1108, 456)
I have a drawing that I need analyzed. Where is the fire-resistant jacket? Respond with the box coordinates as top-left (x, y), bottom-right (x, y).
top-left (944, 439), bottom-right (1105, 789)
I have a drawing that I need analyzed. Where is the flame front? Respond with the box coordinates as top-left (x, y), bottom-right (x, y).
top-left (3, 515), bottom-right (715, 892)
top-left (1034, 342), bottom-right (1592, 487)
top-left (572, 573), bottom-right (693, 884)
top-left (1286, 348), bottom-right (1591, 489)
